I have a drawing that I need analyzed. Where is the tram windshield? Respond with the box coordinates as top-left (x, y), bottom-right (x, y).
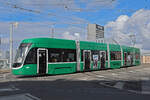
top-left (13, 43), bottom-right (32, 68)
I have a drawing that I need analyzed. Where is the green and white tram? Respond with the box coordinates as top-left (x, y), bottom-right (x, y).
top-left (12, 38), bottom-right (140, 75)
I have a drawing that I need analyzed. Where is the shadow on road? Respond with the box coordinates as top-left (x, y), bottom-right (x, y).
top-left (0, 79), bottom-right (150, 100)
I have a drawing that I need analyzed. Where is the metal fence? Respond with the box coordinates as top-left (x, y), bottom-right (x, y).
top-left (0, 59), bottom-right (9, 69)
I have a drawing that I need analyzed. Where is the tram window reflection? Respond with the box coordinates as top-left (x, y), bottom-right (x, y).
top-left (110, 51), bottom-right (121, 60)
top-left (51, 53), bottom-right (60, 62)
top-left (24, 48), bottom-right (37, 65)
top-left (48, 48), bottom-right (76, 63)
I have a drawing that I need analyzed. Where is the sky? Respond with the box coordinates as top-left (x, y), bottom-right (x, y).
top-left (0, 0), bottom-right (150, 56)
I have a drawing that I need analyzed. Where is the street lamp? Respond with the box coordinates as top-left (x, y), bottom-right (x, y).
top-left (9, 22), bottom-right (18, 68)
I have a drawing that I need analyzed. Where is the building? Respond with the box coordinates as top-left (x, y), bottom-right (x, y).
top-left (87, 24), bottom-right (104, 43)
top-left (141, 53), bottom-right (150, 64)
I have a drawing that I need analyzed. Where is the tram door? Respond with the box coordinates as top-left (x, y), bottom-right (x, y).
top-left (124, 52), bottom-right (127, 66)
top-left (38, 49), bottom-right (48, 74)
top-left (84, 51), bottom-right (91, 71)
top-left (100, 51), bottom-right (106, 69)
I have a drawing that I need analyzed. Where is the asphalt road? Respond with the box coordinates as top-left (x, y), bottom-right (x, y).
top-left (0, 64), bottom-right (150, 100)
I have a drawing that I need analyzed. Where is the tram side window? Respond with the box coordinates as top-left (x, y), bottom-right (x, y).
top-left (68, 53), bottom-right (75, 61)
top-left (136, 53), bottom-right (140, 60)
top-left (110, 51), bottom-right (121, 60)
top-left (63, 49), bottom-right (76, 62)
top-left (48, 49), bottom-right (61, 62)
top-left (48, 48), bottom-right (76, 62)
top-left (24, 48), bottom-right (37, 65)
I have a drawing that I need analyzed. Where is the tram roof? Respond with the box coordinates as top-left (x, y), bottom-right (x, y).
top-left (21, 38), bottom-right (140, 51)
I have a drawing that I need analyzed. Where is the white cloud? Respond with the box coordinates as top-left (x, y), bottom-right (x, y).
top-left (62, 31), bottom-right (76, 40)
top-left (105, 9), bottom-right (150, 52)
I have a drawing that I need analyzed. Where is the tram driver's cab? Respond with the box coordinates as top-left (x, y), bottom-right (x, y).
top-left (12, 43), bottom-right (32, 68)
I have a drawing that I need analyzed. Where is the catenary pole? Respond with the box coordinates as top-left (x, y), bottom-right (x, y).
top-left (9, 23), bottom-right (13, 68)
top-left (9, 22), bottom-right (18, 68)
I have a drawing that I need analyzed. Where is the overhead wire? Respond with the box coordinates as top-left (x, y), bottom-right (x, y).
top-left (2, 1), bottom-right (88, 28)
top-left (1, 0), bottom-right (115, 23)
top-left (0, 0), bottom-right (116, 28)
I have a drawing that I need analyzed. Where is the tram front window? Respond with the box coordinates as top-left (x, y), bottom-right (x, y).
top-left (13, 43), bottom-right (32, 68)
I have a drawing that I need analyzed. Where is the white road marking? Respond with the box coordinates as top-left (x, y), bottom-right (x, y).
top-left (77, 77), bottom-right (89, 80)
top-left (141, 77), bottom-right (149, 80)
top-left (118, 72), bottom-right (126, 74)
top-left (111, 73), bottom-right (118, 76)
top-left (25, 93), bottom-right (41, 100)
top-left (99, 80), bottom-right (150, 95)
top-left (0, 88), bottom-right (16, 92)
top-left (0, 88), bottom-right (19, 92)
top-left (96, 75), bottom-right (105, 78)
top-left (141, 91), bottom-right (150, 94)
top-left (114, 82), bottom-right (124, 89)
top-left (0, 85), bottom-right (19, 92)
top-left (128, 71), bottom-right (134, 73)
top-left (0, 93), bottom-right (41, 100)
